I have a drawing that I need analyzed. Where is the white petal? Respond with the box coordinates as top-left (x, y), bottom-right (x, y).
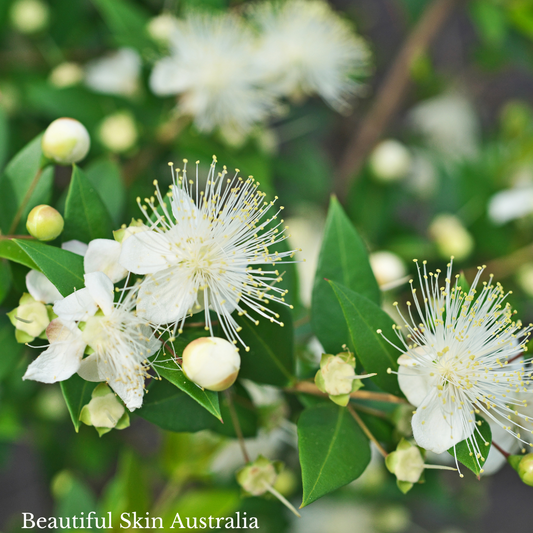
top-left (119, 229), bottom-right (174, 275)
top-left (77, 353), bottom-right (101, 382)
top-left (170, 187), bottom-right (199, 222)
top-left (397, 349), bottom-right (437, 407)
top-left (26, 270), bottom-right (63, 304)
top-left (84, 239), bottom-right (128, 283)
top-left (61, 240), bottom-right (88, 256)
top-left (411, 388), bottom-right (475, 454)
top-left (84, 272), bottom-right (115, 316)
top-left (53, 288), bottom-right (97, 321)
top-left (23, 321), bottom-right (86, 383)
top-left (149, 57), bottom-right (182, 96)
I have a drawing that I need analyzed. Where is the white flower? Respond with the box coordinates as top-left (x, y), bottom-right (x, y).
top-left (119, 158), bottom-right (295, 349)
top-left (85, 48), bottom-right (141, 97)
top-left (24, 272), bottom-right (161, 410)
top-left (84, 239), bottom-right (128, 283)
top-left (26, 270), bottom-right (62, 304)
top-left (149, 13), bottom-right (275, 136)
top-left (386, 260), bottom-right (533, 474)
top-left (250, 0), bottom-right (370, 112)
top-left (488, 186), bottom-right (533, 225)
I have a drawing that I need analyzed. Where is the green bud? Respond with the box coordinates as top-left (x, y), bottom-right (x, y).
top-left (515, 453), bottom-right (533, 486)
top-left (385, 439), bottom-right (425, 493)
top-left (236, 455), bottom-right (282, 496)
top-left (26, 205), bottom-right (64, 241)
top-left (41, 117), bottom-right (90, 165)
top-left (8, 293), bottom-right (51, 342)
top-left (315, 351), bottom-right (362, 406)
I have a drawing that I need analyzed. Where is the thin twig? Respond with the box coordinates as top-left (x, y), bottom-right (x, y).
top-left (9, 167), bottom-right (44, 234)
top-left (224, 389), bottom-right (250, 463)
top-left (347, 404), bottom-right (388, 458)
top-left (336, 0), bottom-right (460, 200)
top-left (491, 440), bottom-right (510, 459)
top-left (0, 235), bottom-right (35, 240)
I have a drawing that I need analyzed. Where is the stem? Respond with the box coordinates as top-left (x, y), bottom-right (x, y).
top-left (335, 0), bottom-right (460, 200)
top-left (263, 482), bottom-right (301, 518)
top-left (423, 464), bottom-right (457, 471)
top-left (491, 440), bottom-right (510, 459)
top-left (289, 380), bottom-right (408, 404)
top-left (9, 167), bottom-right (44, 234)
top-left (347, 404), bottom-right (388, 458)
top-left (224, 389), bottom-right (250, 463)
top-left (508, 352), bottom-right (523, 364)
top-left (156, 333), bottom-right (182, 365)
top-left (0, 235), bottom-right (35, 240)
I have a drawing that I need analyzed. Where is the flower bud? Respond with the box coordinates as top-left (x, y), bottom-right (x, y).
top-left (385, 438), bottom-right (425, 493)
top-left (79, 383), bottom-right (130, 436)
top-left (516, 453), bottom-right (533, 486)
top-left (369, 139), bottom-right (412, 182)
top-left (429, 213), bottom-right (474, 261)
top-left (42, 118), bottom-right (90, 164)
top-left (182, 337), bottom-right (241, 391)
top-left (10, 0), bottom-right (49, 34)
top-left (26, 205), bottom-right (64, 241)
top-left (8, 293), bottom-right (52, 343)
top-left (147, 13), bottom-right (179, 45)
top-left (236, 455), bottom-right (281, 496)
top-left (369, 251), bottom-right (407, 288)
top-left (98, 112), bottom-right (138, 153)
top-left (49, 62), bottom-right (84, 88)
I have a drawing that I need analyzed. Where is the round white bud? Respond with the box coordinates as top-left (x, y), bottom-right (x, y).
top-left (42, 118), bottom-right (90, 164)
top-left (49, 62), bottom-right (84, 88)
top-left (369, 139), bottom-right (412, 182)
top-left (369, 251), bottom-right (407, 287)
top-left (429, 213), bottom-right (474, 261)
top-left (26, 204), bottom-right (64, 241)
top-left (98, 112), bottom-right (138, 153)
top-left (12, 299), bottom-right (50, 338)
top-left (10, 0), bottom-right (49, 34)
top-left (147, 13), bottom-right (179, 45)
top-left (182, 337), bottom-right (241, 392)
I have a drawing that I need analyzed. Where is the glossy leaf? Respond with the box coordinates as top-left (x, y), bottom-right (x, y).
top-left (0, 259), bottom-right (11, 305)
top-left (235, 301), bottom-right (295, 386)
top-left (448, 416), bottom-right (492, 476)
top-left (14, 240), bottom-right (84, 297)
top-left (0, 106), bottom-right (8, 171)
top-left (0, 316), bottom-right (25, 381)
top-left (298, 404), bottom-right (371, 507)
top-left (60, 374), bottom-right (94, 432)
top-left (311, 196), bottom-right (380, 354)
top-left (328, 281), bottom-right (401, 395)
top-left (63, 165), bottom-right (113, 243)
top-left (0, 239), bottom-right (39, 270)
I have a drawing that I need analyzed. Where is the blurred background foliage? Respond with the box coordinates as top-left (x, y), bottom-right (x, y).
top-left (1, 0), bottom-right (533, 532)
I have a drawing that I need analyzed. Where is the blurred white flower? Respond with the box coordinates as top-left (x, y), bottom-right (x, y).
top-left (147, 13), bottom-right (179, 45)
top-left (369, 139), bottom-right (412, 183)
top-left (405, 149), bottom-right (438, 199)
top-left (85, 48), bottom-right (141, 97)
top-left (488, 186), bottom-right (533, 225)
top-left (149, 13), bottom-right (275, 137)
top-left (49, 62), bottom-right (84, 88)
top-left (409, 93), bottom-right (479, 160)
top-left (516, 263), bottom-right (533, 298)
top-left (429, 213), bottom-right (474, 261)
top-left (10, 0), bottom-right (49, 34)
top-left (250, 0), bottom-right (369, 111)
top-left (369, 251), bottom-right (407, 288)
top-left (98, 112), bottom-right (138, 153)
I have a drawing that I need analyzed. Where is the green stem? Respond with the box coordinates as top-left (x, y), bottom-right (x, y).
top-left (347, 404), bottom-right (388, 458)
top-left (263, 482), bottom-right (301, 518)
top-left (9, 167), bottom-right (44, 234)
top-left (224, 389), bottom-right (250, 463)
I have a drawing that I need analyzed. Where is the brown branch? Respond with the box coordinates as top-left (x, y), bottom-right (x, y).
top-left (0, 235), bottom-right (35, 241)
top-left (336, 0), bottom-right (461, 200)
top-left (224, 390), bottom-right (250, 463)
top-left (347, 404), bottom-right (388, 457)
top-left (491, 440), bottom-right (510, 459)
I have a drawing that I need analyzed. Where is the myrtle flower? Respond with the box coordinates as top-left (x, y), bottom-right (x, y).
top-left (23, 272), bottom-right (161, 410)
top-left (250, 0), bottom-right (370, 112)
top-left (384, 260), bottom-right (533, 474)
top-left (149, 13), bottom-right (275, 137)
top-left (119, 158), bottom-right (296, 350)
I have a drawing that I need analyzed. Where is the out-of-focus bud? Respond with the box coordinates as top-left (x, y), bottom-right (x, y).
top-left (509, 453), bottom-right (533, 486)
top-left (42, 118), bottom-right (90, 165)
top-left (369, 251), bottom-right (407, 288)
top-left (79, 383), bottom-right (130, 436)
top-left (517, 263), bottom-right (533, 298)
top-left (98, 112), bottom-right (138, 153)
top-left (236, 455), bottom-right (282, 496)
top-left (429, 213), bottom-right (474, 261)
top-left (315, 350), bottom-right (372, 407)
top-left (8, 293), bottom-right (53, 343)
top-left (182, 337), bottom-right (241, 392)
top-left (10, 0), bottom-right (49, 34)
top-left (385, 438), bottom-right (425, 493)
top-left (369, 139), bottom-right (412, 183)
top-left (147, 13), bottom-right (179, 45)
top-left (26, 205), bottom-right (64, 241)
top-left (113, 218), bottom-right (147, 243)
top-left (49, 62), bottom-right (84, 88)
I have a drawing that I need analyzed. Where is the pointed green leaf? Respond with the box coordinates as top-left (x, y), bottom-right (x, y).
top-left (311, 196), bottom-right (380, 353)
top-left (60, 374), bottom-right (94, 432)
top-left (63, 165), bottom-right (113, 243)
top-left (0, 259), bottom-right (11, 304)
top-left (235, 301), bottom-right (295, 386)
top-left (448, 416), bottom-right (492, 476)
top-left (298, 404), bottom-right (371, 507)
top-left (13, 240), bottom-right (84, 297)
top-left (0, 106), bottom-right (8, 171)
top-left (0, 239), bottom-right (39, 270)
top-left (328, 280), bottom-right (401, 395)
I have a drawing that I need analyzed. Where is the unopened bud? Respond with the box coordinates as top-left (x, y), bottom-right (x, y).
top-left (182, 337), bottom-right (240, 391)
top-left (98, 112), bottom-right (138, 153)
top-left (516, 453), bottom-right (533, 486)
top-left (42, 118), bottom-right (90, 164)
top-left (369, 139), bottom-right (412, 182)
top-left (429, 213), bottom-right (474, 261)
top-left (79, 383), bottom-right (129, 436)
top-left (385, 438), bottom-right (425, 493)
top-left (236, 455), bottom-right (281, 496)
top-left (10, 0), bottom-right (49, 34)
top-left (147, 13), bottom-right (179, 45)
top-left (369, 251), bottom-right (407, 288)
top-left (49, 62), bottom-right (84, 88)
top-left (8, 293), bottom-right (52, 343)
top-left (26, 205), bottom-right (64, 241)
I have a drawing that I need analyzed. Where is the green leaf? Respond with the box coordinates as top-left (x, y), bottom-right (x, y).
top-left (13, 240), bottom-right (84, 297)
top-left (60, 374), bottom-right (94, 432)
top-left (91, 0), bottom-right (155, 53)
top-left (63, 165), bottom-right (113, 243)
top-left (0, 134), bottom-right (53, 234)
top-left (0, 316), bottom-right (25, 381)
top-left (0, 239), bottom-right (39, 270)
top-left (328, 280), bottom-right (401, 395)
top-left (298, 404), bottom-right (371, 507)
top-left (235, 301), bottom-right (295, 386)
top-left (155, 357), bottom-right (221, 420)
top-left (0, 259), bottom-right (11, 304)
top-left (448, 416), bottom-right (492, 476)
top-left (311, 196), bottom-right (380, 354)
top-left (0, 106), bottom-right (8, 171)
top-left (85, 158), bottom-right (126, 226)
top-left (54, 473), bottom-right (97, 517)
